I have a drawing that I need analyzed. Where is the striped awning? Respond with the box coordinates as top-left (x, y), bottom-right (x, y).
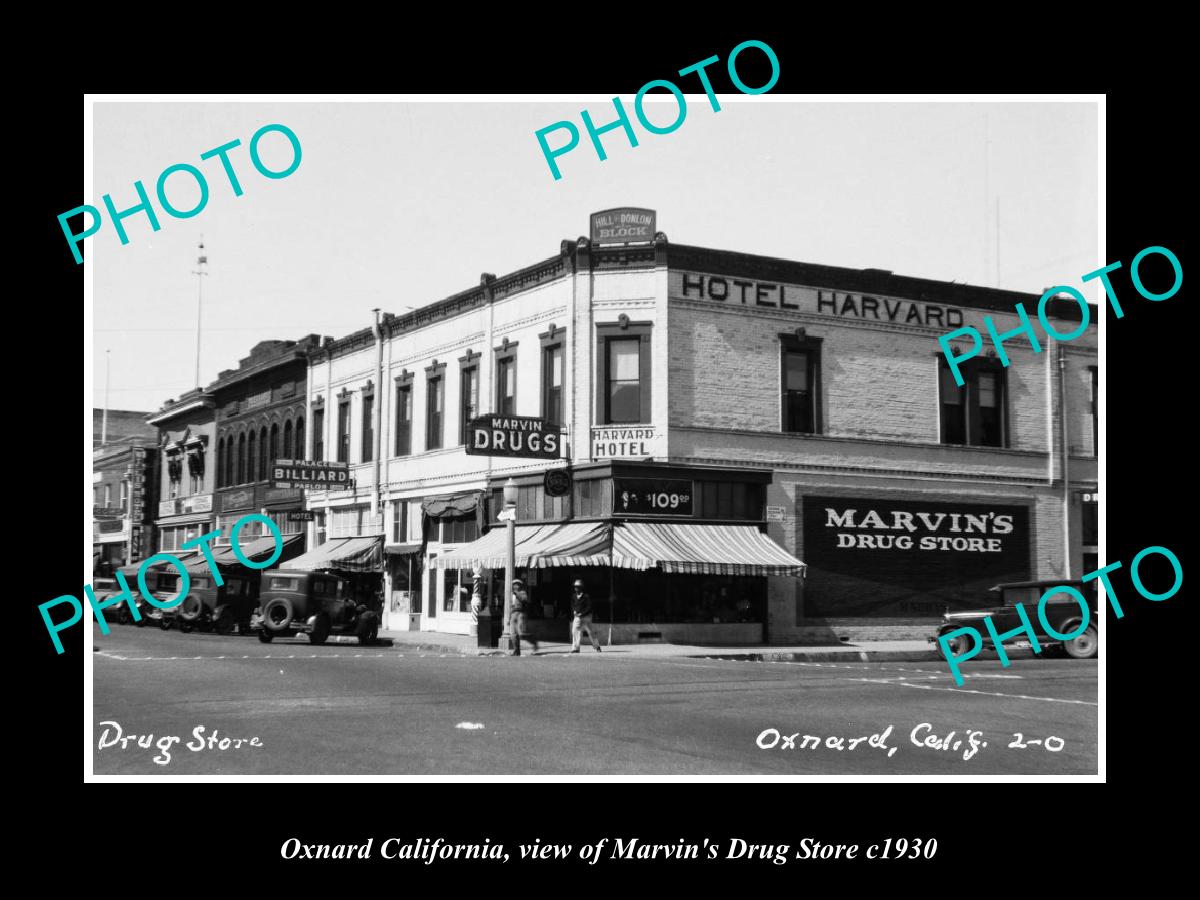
top-left (612, 523), bottom-right (805, 577)
top-left (280, 536), bottom-right (383, 573)
top-left (430, 522), bottom-right (611, 570)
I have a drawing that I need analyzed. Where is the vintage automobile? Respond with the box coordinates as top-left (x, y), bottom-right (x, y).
top-left (933, 578), bottom-right (1099, 659)
top-left (100, 563), bottom-right (182, 627)
top-left (250, 570), bottom-right (380, 645)
top-left (176, 571), bottom-right (259, 635)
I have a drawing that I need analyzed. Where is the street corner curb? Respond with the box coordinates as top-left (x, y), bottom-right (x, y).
top-left (687, 649), bottom-right (943, 663)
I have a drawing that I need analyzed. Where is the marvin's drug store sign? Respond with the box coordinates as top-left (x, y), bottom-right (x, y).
top-left (801, 496), bottom-right (1031, 618)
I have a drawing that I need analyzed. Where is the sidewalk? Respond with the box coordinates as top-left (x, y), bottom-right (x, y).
top-left (376, 628), bottom-right (942, 662)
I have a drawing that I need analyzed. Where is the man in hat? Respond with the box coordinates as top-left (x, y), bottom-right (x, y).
top-left (509, 578), bottom-right (538, 656)
top-left (569, 579), bottom-right (602, 653)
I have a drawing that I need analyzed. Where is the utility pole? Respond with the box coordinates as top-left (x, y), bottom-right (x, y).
top-left (192, 238), bottom-right (208, 388)
top-left (101, 348), bottom-right (110, 446)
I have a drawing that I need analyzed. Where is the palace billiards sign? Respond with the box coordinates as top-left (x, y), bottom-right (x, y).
top-left (466, 415), bottom-right (562, 459)
top-left (271, 459), bottom-right (351, 490)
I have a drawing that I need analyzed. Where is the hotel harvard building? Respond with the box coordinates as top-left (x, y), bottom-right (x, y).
top-left (295, 209), bottom-right (1098, 644)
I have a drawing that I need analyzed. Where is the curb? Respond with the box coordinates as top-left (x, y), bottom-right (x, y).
top-left (324, 635), bottom-right (396, 647)
top-left (686, 650), bottom-right (944, 663)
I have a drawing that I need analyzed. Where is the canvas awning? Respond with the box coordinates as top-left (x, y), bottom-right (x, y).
top-left (117, 551), bottom-right (201, 581)
top-left (210, 534), bottom-right (304, 568)
top-left (279, 536), bottom-right (383, 573)
top-left (429, 522), bottom-right (611, 570)
top-left (384, 542), bottom-right (421, 556)
top-left (612, 523), bottom-right (806, 577)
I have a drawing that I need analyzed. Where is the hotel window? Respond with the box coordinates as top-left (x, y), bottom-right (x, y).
top-left (780, 335), bottom-right (822, 434)
top-left (392, 501), bottom-right (407, 543)
top-left (395, 377), bottom-right (413, 456)
top-left (596, 323), bottom-right (652, 425)
top-left (542, 343), bottom-right (564, 425)
top-left (361, 388), bottom-right (374, 463)
top-left (311, 409), bottom-right (323, 462)
top-left (938, 359), bottom-right (1008, 448)
top-left (459, 365), bottom-right (479, 445)
top-left (1090, 366), bottom-right (1098, 457)
top-left (337, 398), bottom-right (351, 463)
top-left (495, 345), bottom-right (517, 417)
top-left (426, 366), bottom-right (445, 451)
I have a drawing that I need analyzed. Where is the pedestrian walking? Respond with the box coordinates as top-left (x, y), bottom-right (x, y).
top-left (509, 578), bottom-right (538, 656)
top-left (569, 579), bottom-right (601, 653)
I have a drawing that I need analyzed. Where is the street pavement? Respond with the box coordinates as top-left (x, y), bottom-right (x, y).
top-left (92, 624), bottom-right (1098, 776)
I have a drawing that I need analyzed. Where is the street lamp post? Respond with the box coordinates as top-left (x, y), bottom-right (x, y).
top-left (497, 478), bottom-right (518, 654)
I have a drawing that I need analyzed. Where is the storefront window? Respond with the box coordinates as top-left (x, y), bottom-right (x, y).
top-left (443, 568), bottom-right (472, 613)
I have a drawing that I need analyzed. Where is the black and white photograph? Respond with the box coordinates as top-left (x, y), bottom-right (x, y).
top-left (74, 88), bottom-right (1113, 782)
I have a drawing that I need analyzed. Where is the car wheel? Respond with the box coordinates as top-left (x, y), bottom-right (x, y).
top-left (356, 610), bottom-right (379, 645)
top-left (309, 614), bottom-right (330, 645)
top-left (179, 621), bottom-right (193, 634)
top-left (159, 616), bottom-right (172, 631)
top-left (213, 606), bottom-right (235, 636)
top-left (116, 606), bottom-right (132, 626)
top-left (179, 594), bottom-right (204, 624)
top-left (257, 630), bottom-right (274, 643)
top-left (1063, 625), bottom-right (1098, 659)
top-left (262, 598), bottom-right (295, 633)
top-left (939, 629), bottom-right (973, 656)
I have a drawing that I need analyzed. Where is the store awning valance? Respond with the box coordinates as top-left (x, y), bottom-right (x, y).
top-left (384, 542), bottom-right (421, 556)
top-left (210, 534), bottom-right (305, 569)
top-left (429, 522), bottom-right (611, 570)
top-left (612, 523), bottom-right (806, 577)
top-left (280, 536), bottom-right (383, 573)
top-left (422, 492), bottom-right (484, 519)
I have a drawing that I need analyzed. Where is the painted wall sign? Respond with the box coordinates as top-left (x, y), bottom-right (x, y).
top-left (674, 271), bottom-right (965, 329)
top-left (613, 478), bottom-right (693, 516)
top-left (592, 425), bottom-right (655, 460)
top-left (221, 488), bottom-right (256, 512)
top-left (590, 207), bottom-right (656, 245)
top-left (466, 414), bottom-right (561, 459)
top-left (271, 459), bottom-right (351, 490)
top-left (802, 496), bottom-right (1031, 618)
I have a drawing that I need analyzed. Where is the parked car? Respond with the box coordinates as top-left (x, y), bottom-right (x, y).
top-left (177, 571), bottom-right (259, 635)
top-left (250, 570), bottom-right (380, 645)
top-left (932, 578), bottom-right (1099, 659)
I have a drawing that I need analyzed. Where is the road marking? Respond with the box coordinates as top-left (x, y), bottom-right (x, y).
top-left (856, 678), bottom-right (1097, 706)
top-left (455, 722), bottom-right (485, 730)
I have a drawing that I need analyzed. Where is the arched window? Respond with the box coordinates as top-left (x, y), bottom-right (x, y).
top-left (283, 420), bottom-right (294, 459)
top-left (216, 437), bottom-right (225, 487)
top-left (295, 416), bottom-right (305, 459)
top-left (259, 426), bottom-right (269, 478)
top-left (270, 423), bottom-right (279, 462)
top-left (247, 430), bottom-right (257, 482)
top-left (237, 432), bottom-right (246, 484)
top-left (226, 439), bottom-right (234, 488)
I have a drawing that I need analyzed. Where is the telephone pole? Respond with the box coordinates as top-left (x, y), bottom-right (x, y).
top-left (192, 238), bottom-right (208, 388)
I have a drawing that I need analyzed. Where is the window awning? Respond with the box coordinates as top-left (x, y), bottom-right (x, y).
top-left (384, 542), bottom-right (421, 556)
top-left (210, 534), bottom-right (304, 569)
top-left (422, 492), bottom-right (484, 519)
top-left (280, 536), bottom-right (383, 573)
top-left (429, 522), bottom-right (612, 570)
top-left (612, 523), bottom-right (806, 577)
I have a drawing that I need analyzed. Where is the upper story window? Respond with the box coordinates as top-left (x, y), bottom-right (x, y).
top-left (361, 387), bottom-right (374, 463)
top-left (938, 359), bottom-right (1008, 448)
top-left (780, 334), bottom-right (823, 435)
top-left (336, 397), bottom-right (351, 463)
top-left (460, 363), bottom-right (479, 445)
top-left (494, 341), bottom-right (518, 417)
top-left (395, 375), bottom-right (413, 456)
top-left (311, 408), bottom-right (324, 462)
top-left (119, 480), bottom-right (128, 512)
top-left (247, 430), bottom-right (257, 482)
top-left (541, 334), bottom-right (564, 427)
top-left (1090, 366), bottom-right (1098, 458)
top-left (426, 362), bottom-right (446, 451)
top-left (295, 415), bottom-right (304, 459)
top-left (596, 322), bottom-right (652, 425)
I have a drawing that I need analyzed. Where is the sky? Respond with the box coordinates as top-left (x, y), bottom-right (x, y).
top-left (90, 99), bottom-right (1098, 413)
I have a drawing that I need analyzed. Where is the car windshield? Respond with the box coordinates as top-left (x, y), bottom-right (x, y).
top-left (1002, 586), bottom-right (1041, 606)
